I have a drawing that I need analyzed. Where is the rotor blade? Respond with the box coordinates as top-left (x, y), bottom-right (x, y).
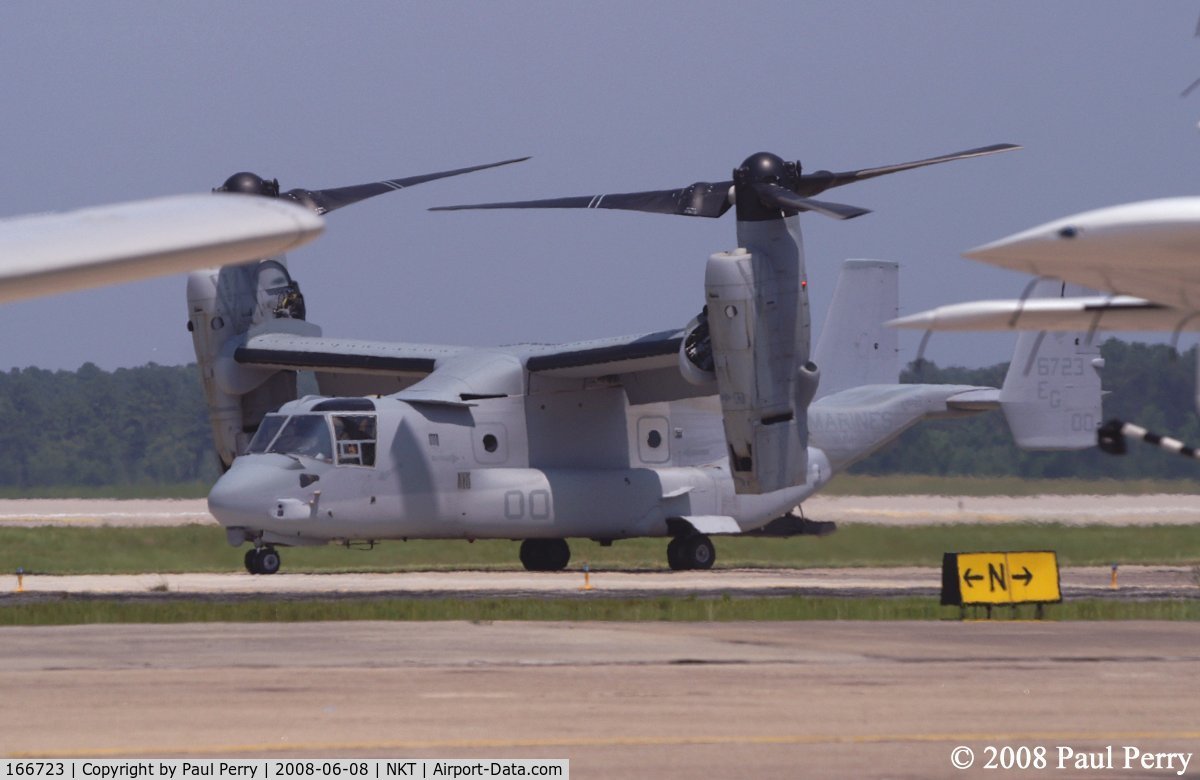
top-left (752, 183), bottom-right (871, 220)
top-left (288, 157), bottom-right (530, 215)
top-left (431, 181), bottom-right (734, 218)
top-left (796, 143), bottom-right (1021, 196)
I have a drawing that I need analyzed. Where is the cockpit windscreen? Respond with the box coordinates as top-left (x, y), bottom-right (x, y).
top-left (248, 414), bottom-right (333, 462)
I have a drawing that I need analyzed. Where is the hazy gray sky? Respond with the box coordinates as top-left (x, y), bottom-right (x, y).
top-left (1, 1), bottom-right (1198, 371)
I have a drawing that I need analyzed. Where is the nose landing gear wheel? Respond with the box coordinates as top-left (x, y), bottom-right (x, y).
top-left (244, 546), bottom-right (282, 575)
top-left (666, 534), bottom-right (715, 570)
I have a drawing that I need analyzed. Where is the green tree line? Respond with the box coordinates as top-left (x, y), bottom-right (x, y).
top-left (0, 363), bottom-right (220, 489)
top-left (0, 339), bottom-right (1195, 490)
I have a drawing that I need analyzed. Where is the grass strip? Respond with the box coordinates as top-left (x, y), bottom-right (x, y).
top-left (1, 595), bottom-right (1198, 625)
top-left (2, 523), bottom-right (1198, 575)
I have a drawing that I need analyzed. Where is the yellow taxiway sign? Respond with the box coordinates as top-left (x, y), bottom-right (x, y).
top-left (941, 551), bottom-right (1061, 606)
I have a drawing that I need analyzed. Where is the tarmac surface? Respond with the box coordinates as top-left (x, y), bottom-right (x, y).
top-left (2, 621), bottom-right (1199, 778)
top-left (4, 565), bottom-right (1198, 602)
top-left (4, 498), bottom-right (1198, 777)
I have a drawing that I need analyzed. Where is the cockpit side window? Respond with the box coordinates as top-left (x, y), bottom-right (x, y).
top-left (247, 414), bottom-right (287, 454)
top-left (334, 414), bottom-right (377, 467)
top-left (267, 414), bottom-right (333, 462)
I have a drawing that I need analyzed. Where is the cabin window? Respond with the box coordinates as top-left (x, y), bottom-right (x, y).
top-left (334, 414), bottom-right (377, 467)
top-left (471, 422), bottom-right (508, 464)
top-left (636, 416), bottom-right (670, 464)
top-left (247, 414), bottom-right (287, 454)
top-left (268, 414), bottom-right (333, 463)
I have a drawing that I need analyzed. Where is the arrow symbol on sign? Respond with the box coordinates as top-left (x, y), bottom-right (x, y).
top-left (963, 568), bottom-right (984, 588)
top-left (1012, 566), bottom-right (1033, 586)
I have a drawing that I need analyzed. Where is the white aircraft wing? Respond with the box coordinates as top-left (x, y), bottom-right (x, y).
top-left (0, 193), bottom-right (322, 304)
top-left (888, 295), bottom-right (1192, 332)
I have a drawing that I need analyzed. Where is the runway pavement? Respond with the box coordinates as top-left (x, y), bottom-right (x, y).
top-left (4, 565), bottom-right (1198, 601)
top-left (4, 497), bottom-right (1197, 777)
top-left (2, 621), bottom-right (1198, 778)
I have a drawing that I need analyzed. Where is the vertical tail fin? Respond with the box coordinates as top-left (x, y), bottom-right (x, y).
top-left (999, 282), bottom-right (1103, 449)
top-left (813, 259), bottom-right (899, 399)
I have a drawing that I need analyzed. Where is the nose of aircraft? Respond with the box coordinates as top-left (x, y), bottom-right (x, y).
top-left (208, 456), bottom-right (293, 528)
top-left (964, 197), bottom-right (1200, 272)
top-left (963, 222), bottom-right (1062, 271)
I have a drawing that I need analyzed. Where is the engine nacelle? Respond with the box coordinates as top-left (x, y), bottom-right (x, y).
top-left (705, 236), bottom-right (817, 494)
top-left (187, 258), bottom-right (319, 468)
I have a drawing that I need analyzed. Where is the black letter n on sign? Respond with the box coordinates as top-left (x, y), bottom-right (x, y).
top-left (988, 563), bottom-right (1007, 592)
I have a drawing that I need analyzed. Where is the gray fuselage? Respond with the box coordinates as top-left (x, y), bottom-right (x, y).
top-left (208, 391), bottom-right (834, 547)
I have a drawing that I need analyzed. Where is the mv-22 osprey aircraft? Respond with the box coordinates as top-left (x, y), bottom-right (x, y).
top-left (195, 143), bottom-right (1102, 574)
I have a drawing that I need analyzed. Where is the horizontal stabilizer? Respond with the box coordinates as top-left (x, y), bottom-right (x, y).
top-left (945, 388), bottom-right (1000, 411)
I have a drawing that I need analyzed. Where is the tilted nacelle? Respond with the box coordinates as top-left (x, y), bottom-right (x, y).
top-left (681, 241), bottom-right (818, 494)
top-left (187, 259), bottom-right (316, 467)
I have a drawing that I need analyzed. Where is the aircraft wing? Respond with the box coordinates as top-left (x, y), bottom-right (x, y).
top-left (236, 332), bottom-right (463, 376)
top-left (0, 193), bottom-right (322, 304)
top-left (887, 295), bottom-right (1193, 332)
top-left (236, 327), bottom-right (704, 405)
top-left (523, 329), bottom-right (685, 377)
top-left (522, 329), bottom-right (708, 404)
top-left (238, 329), bottom-right (686, 378)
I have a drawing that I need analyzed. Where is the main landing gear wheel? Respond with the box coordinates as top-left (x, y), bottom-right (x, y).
top-left (519, 539), bottom-right (571, 572)
top-left (666, 534), bottom-right (715, 571)
top-left (244, 546), bottom-right (282, 575)
top-left (666, 537), bottom-right (687, 571)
